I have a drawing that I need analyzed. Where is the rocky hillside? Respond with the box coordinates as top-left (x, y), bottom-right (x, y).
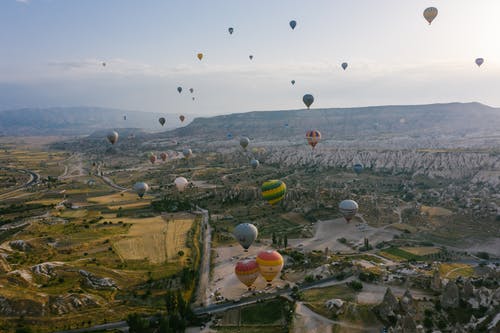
top-left (158, 102), bottom-right (500, 144)
top-left (0, 107), bottom-right (181, 136)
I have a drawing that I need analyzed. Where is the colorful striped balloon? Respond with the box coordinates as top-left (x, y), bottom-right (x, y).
top-left (256, 250), bottom-right (284, 283)
top-left (306, 130), bottom-right (321, 149)
top-left (235, 259), bottom-right (259, 289)
top-left (261, 180), bottom-right (286, 205)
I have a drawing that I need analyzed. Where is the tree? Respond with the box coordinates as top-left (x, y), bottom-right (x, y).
top-left (15, 328), bottom-right (33, 333)
top-left (284, 234), bottom-right (288, 248)
top-left (272, 232), bottom-right (277, 245)
top-left (126, 313), bottom-right (149, 333)
top-left (165, 290), bottom-right (178, 314)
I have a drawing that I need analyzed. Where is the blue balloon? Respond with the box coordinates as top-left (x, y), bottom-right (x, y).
top-left (353, 163), bottom-right (363, 174)
top-left (289, 20), bottom-right (297, 30)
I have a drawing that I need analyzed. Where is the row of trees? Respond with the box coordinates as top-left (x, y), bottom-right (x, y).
top-left (272, 232), bottom-right (288, 248)
top-left (127, 289), bottom-right (195, 333)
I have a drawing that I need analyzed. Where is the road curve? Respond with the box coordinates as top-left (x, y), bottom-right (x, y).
top-left (0, 167), bottom-right (40, 200)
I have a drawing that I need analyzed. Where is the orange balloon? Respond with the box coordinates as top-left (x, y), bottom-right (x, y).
top-left (197, 53), bottom-right (203, 60)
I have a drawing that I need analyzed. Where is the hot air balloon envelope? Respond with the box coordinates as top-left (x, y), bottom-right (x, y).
top-left (423, 7), bottom-right (438, 24)
top-left (233, 223), bottom-right (258, 250)
top-left (107, 131), bottom-right (119, 145)
top-left (256, 250), bottom-right (284, 283)
top-left (235, 259), bottom-right (259, 288)
top-left (133, 182), bottom-right (149, 198)
top-left (240, 137), bottom-right (250, 150)
top-left (306, 130), bottom-right (321, 149)
top-left (339, 199), bottom-right (359, 222)
top-left (250, 159), bottom-right (260, 169)
top-left (261, 180), bottom-right (286, 205)
top-left (182, 148), bottom-right (192, 159)
top-left (174, 177), bottom-right (189, 192)
top-left (289, 20), bottom-right (297, 30)
top-left (303, 94), bottom-right (314, 109)
top-left (353, 163), bottom-right (363, 174)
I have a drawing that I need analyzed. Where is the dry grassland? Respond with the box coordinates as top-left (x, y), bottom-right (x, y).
top-left (420, 205), bottom-right (453, 217)
top-left (400, 247), bottom-right (440, 256)
top-left (113, 215), bottom-right (194, 264)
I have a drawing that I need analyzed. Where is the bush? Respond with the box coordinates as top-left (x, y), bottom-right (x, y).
top-left (476, 252), bottom-right (490, 260)
top-left (347, 280), bottom-right (363, 291)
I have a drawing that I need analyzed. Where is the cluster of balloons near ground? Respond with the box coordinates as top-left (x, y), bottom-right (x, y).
top-left (230, 198), bottom-right (358, 290)
top-left (232, 222), bottom-right (283, 287)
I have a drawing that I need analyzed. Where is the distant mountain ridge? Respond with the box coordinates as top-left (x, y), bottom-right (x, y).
top-left (158, 102), bottom-right (500, 142)
top-left (0, 107), bottom-right (184, 136)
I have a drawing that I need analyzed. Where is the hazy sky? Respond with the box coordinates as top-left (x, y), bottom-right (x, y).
top-left (1, 0), bottom-right (499, 115)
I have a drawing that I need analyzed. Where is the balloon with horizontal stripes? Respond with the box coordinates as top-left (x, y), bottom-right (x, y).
top-left (235, 259), bottom-right (259, 289)
top-left (256, 250), bottom-right (283, 283)
top-left (261, 180), bottom-right (286, 205)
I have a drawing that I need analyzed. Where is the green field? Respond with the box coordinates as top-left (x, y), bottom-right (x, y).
top-left (379, 247), bottom-right (423, 261)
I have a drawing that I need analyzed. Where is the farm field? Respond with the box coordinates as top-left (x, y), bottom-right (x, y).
top-left (114, 214), bottom-right (195, 264)
top-left (439, 263), bottom-right (474, 279)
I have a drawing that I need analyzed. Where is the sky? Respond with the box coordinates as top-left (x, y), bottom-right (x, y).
top-left (1, 0), bottom-right (500, 115)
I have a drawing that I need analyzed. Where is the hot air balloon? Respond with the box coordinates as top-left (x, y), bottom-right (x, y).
top-left (123, 115), bottom-right (127, 120)
top-left (306, 130), bottom-right (321, 149)
top-left (339, 199), bottom-right (358, 222)
top-left (174, 177), bottom-right (189, 192)
top-left (107, 131), bottom-right (118, 145)
top-left (240, 137), bottom-right (250, 150)
top-left (182, 148), bottom-right (192, 159)
top-left (189, 88), bottom-right (194, 93)
top-left (261, 180), bottom-right (286, 205)
top-left (249, 55), bottom-right (253, 60)
top-left (235, 259), bottom-right (259, 289)
top-left (228, 27), bottom-right (234, 35)
top-left (227, 133), bottom-right (233, 139)
top-left (250, 159), bottom-right (260, 169)
top-left (353, 163), bottom-right (363, 174)
top-left (133, 182), bottom-right (149, 198)
top-left (102, 62), bottom-right (106, 67)
top-left (475, 58), bottom-right (484, 67)
top-left (177, 87), bottom-right (182, 93)
top-left (192, 97), bottom-right (195, 101)
top-left (197, 53), bottom-right (203, 61)
top-left (303, 94), bottom-right (314, 109)
top-left (289, 20), bottom-right (297, 30)
top-left (160, 152), bottom-right (168, 162)
top-left (291, 80), bottom-right (295, 85)
top-left (423, 7), bottom-right (438, 25)
top-left (341, 62), bottom-right (348, 70)
top-left (179, 115), bottom-right (185, 122)
top-left (149, 154), bottom-right (157, 164)
top-left (159, 117), bottom-right (166, 126)
top-left (233, 223), bottom-right (258, 251)
top-left (256, 250), bottom-right (283, 284)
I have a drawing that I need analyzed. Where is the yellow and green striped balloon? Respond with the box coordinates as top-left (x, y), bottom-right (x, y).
top-left (261, 180), bottom-right (286, 205)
